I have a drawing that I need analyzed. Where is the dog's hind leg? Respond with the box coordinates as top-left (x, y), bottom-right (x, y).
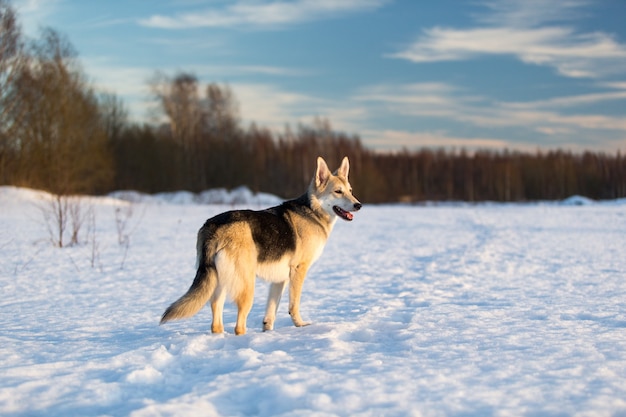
top-left (263, 281), bottom-right (287, 331)
top-left (229, 255), bottom-right (256, 335)
top-left (210, 284), bottom-right (226, 334)
top-left (234, 275), bottom-right (255, 335)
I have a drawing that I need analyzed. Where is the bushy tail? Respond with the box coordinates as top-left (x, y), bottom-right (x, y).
top-left (160, 264), bottom-right (216, 324)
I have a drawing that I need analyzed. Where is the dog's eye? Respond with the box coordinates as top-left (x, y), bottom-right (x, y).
top-left (335, 189), bottom-right (343, 195)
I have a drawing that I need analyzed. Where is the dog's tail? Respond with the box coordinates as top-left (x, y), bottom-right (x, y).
top-left (160, 233), bottom-right (217, 324)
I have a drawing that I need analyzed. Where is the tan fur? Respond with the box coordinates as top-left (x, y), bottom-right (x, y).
top-left (160, 156), bottom-right (361, 335)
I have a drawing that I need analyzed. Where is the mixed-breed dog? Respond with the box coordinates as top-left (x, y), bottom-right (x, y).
top-left (160, 157), bottom-right (361, 335)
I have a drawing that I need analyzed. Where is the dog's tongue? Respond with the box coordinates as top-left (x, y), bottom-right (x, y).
top-left (333, 206), bottom-right (354, 221)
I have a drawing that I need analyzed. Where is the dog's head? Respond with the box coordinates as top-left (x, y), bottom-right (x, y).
top-left (311, 156), bottom-right (362, 221)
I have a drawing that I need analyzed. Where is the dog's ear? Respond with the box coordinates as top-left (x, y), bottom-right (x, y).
top-left (315, 157), bottom-right (331, 187)
top-left (336, 156), bottom-right (350, 178)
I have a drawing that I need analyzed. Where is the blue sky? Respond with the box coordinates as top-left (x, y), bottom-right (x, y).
top-left (14, 0), bottom-right (626, 152)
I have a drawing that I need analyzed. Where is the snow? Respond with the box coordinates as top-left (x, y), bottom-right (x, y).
top-left (2, 186), bottom-right (626, 416)
top-left (561, 195), bottom-right (595, 206)
top-left (109, 186), bottom-right (283, 206)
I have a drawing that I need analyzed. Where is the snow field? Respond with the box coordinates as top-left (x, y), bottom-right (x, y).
top-left (1, 187), bottom-right (626, 416)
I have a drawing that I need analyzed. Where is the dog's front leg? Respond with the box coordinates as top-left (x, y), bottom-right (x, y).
top-left (263, 281), bottom-right (287, 331)
top-left (288, 264), bottom-right (311, 327)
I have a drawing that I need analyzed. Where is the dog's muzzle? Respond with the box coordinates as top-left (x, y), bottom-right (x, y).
top-left (333, 202), bottom-right (361, 221)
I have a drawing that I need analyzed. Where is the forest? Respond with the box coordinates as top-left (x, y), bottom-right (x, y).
top-left (1, 1), bottom-right (625, 204)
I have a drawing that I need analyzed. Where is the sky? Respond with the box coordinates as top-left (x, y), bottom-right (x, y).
top-left (13, 0), bottom-right (626, 152)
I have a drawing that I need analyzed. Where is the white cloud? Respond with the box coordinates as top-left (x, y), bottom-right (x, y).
top-left (13, 0), bottom-right (56, 15)
top-left (355, 83), bottom-right (481, 112)
top-left (139, 0), bottom-right (388, 29)
top-left (355, 82), bottom-right (626, 146)
top-left (227, 65), bottom-right (314, 77)
top-left (229, 83), bottom-right (367, 136)
top-left (477, 0), bottom-right (589, 27)
top-left (231, 83), bottom-right (324, 128)
top-left (13, 0), bottom-right (60, 35)
top-left (390, 0), bottom-right (626, 79)
top-left (504, 90), bottom-right (626, 109)
top-left (601, 81), bottom-right (626, 90)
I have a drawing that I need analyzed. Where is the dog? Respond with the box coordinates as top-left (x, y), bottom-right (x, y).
top-left (160, 156), bottom-right (362, 335)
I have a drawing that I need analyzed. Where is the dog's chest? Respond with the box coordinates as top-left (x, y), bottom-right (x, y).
top-left (255, 236), bottom-right (328, 283)
top-left (256, 257), bottom-right (291, 283)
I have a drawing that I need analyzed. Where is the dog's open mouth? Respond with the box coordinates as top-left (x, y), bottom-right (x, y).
top-left (333, 206), bottom-right (354, 221)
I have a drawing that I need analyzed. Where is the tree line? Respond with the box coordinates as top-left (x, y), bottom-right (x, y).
top-left (1, 0), bottom-right (625, 204)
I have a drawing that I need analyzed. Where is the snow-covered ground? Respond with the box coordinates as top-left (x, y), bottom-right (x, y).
top-left (1, 186), bottom-right (626, 417)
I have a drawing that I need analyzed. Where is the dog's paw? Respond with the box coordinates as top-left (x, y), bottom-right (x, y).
top-left (294, 321), bottom-right (311, 328)
top-left (262, 319), bottom-right (274, 331)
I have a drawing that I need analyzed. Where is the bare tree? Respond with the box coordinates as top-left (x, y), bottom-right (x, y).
top-left (86, 206), bottom-right (100, 270)
top-left (68, 197), bottom-right (90, 246)
top-left (0, 0), bottom-right (27, 184)
top-left (204, 82), bottom-right (239, 140)
top-left (150, 72), bottom-right (204, 188)
top-left (6, 28), bottom-right (114, 248)
top-left (38, 194), bottom-right (90, 248)
top-left (99, 92), bottom-right (128, 143)
top-left (12, 28), bottom-right (112, 195)
top-left (150, 72), bottom-right (203, 151)
top-left (40, 194), bottom-right (69, 248)
top-left (149, 73), bottom-right (242, 190)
